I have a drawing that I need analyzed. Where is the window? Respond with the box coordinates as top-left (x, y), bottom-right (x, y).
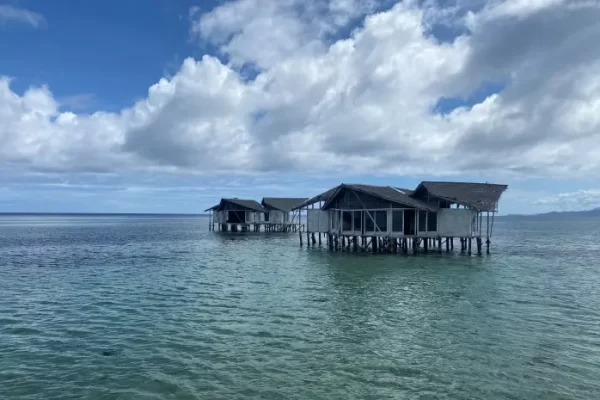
top-left (264, 212), bottom-right (270, 222)
top-left (364, 211), bottom-right (388, 232)
top-left (365, 211), bottom-right (375, 231)
top-left (375, 211), bottom-right (388, 232)
top-left (392, 210), bottom-right (403, 232)
top-left (427, 212), bottom-right (437, 232)
top-left (418, 210), bottom-right (427, 232)
top-left (342, 211), bottom-right (352, 231)
top-left (353, 211), bottom-right (362, 231)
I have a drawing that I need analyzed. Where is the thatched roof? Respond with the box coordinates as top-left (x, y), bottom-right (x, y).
top-left (416, 181), bottom-right (508, 211)
top-left (261, 197), bottom-right (309, 211)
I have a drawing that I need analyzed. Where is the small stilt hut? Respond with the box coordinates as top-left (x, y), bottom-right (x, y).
top-left (206, 198), bottom-right (265, 232)
top-left (293, 181), bottom-right (507, 255)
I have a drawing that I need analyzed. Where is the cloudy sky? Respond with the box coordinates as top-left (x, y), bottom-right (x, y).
top-left (1, 0), bottom-right (599, 214)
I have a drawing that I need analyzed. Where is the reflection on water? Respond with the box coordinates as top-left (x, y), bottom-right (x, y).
top-left (1, 215), bottom-right (600, 399)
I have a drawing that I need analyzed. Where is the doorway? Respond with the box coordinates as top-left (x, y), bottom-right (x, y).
top-left (404, 210), bottom-right (416, 235)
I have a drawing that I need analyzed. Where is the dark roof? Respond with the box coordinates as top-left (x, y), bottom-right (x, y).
top-left (417, 181), bottom-right (508, 211)
top-left (204, 198), bottom-right (265, 212)
top-left (295, 184), bottom-right (430, 210)
top-left (292, 187), bottom-right (339, 209)
top-left (334, 184), bottom-right (437, 211)
top-left (262, 197), bottom-right (309, 211)
top-left (204, 204), bottom-right (220, 212)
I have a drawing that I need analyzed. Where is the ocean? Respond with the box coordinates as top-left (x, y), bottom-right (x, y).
top-left (1, 214), bottom-right (599, 399)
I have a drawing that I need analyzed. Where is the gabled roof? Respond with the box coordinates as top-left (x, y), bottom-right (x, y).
top-left (262, 197), bottom-right (309, 211)
top-left (335, 184), bottom-right (437, 211)
top-left (305, 184), bottom-right (436, 211)
top-left (416, 181), bottom-right (508, 211)
top-left (204, 198), bottom-right (265, 212)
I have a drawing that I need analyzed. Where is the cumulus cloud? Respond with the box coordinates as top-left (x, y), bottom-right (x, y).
top-left (1, 0), bottom-right (600, 180)
top-left (0, 4), bottom-right (45, 28)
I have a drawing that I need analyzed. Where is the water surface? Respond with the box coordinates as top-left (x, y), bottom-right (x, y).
top-left (1, 215), bottom-right (600, 399)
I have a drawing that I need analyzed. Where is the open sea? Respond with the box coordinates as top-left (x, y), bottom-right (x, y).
top-left (1, 214), bottom-right (600, 399)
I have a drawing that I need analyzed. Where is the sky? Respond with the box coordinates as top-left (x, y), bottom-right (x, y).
top-left (1, 0), bottom-right (600, 215)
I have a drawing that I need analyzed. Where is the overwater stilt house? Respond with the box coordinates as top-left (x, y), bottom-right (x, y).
top-left (293, 182), bottom-right (507, 255)
top-left (206, 198), bottom-right (266, 232)
top-left (260, 198), bottom-right (308, 232)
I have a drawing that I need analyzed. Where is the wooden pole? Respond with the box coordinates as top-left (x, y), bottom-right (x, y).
top-left (468, 237), bottom-right (472, 255)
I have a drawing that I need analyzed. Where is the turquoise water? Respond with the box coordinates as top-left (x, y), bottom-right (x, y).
top-left (1, 215), bottom-right (600, 399)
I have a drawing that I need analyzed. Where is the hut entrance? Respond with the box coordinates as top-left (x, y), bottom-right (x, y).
top-left (404, 209), bottom-right (416, 235)
top-left (227, 211), bottom-right (244, 224)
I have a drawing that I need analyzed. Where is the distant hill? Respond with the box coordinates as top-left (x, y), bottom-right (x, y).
top-left (500, 207), bottom-right (600, 219)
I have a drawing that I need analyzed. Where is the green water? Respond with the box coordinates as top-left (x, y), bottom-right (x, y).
top-left (1, 215), bottom-right (599, 399)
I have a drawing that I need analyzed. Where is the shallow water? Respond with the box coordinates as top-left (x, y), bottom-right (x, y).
top-left (1, 215), bottom-right (600, 399)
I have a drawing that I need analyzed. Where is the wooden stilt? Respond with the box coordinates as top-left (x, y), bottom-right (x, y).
top-left (372, 236), bottom-right (377, 253)
top-left (477, 237), bottom-right (482, 256)
top-left (468, 237), bottom-right (472, 255)
top-left (311, 233), bottom-right (316, 245)
top-left (446, 237), bottom-right (450, 252)
top-left (353, 236), bottom-right (358, 252)
top-left (318, 233), bottom-right (322, 246)
top-left (424, 237), bottom-right (428, 253)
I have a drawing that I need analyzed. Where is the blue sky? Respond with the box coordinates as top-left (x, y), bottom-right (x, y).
top-left (1, 0), bottom-right (600, 214)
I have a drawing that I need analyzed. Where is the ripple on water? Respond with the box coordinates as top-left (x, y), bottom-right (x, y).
top-left (1, 215), bottom-right (600, 399)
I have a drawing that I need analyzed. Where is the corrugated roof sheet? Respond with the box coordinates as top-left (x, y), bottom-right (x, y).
top-left (418, 181), bottom-right (508, 211)
top-left (262, 197), bottom-right (309, 211)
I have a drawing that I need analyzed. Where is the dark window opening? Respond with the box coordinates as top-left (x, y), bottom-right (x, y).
top-left (427, 212), bottom-right (437, 232)
top-left (418, 210), bottom-right (427, 232)
top-left (264, 212), bottom-right (270, 222)
top-left (342, 211), bottom-right (352, 231)
top-left (404, 210), bottom-right (415, 235)
top-left (392, 210), bottom-right (403, 232)
top-left (375, 211), bottom-right (388, 232)
top-left (365, 212), bottom-right (375, 231)
top-left (353, 211), bottom-right (362, 231)
top-left (227, 211), bottom-right (244, 224)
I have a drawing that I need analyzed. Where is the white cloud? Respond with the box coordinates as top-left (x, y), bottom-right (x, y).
top-left (0, 4), bottom-right (45, 28)
top-left (535, 189), bottom-right (600, 211)
top-left (1, 0), bottom-right (600, 184)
